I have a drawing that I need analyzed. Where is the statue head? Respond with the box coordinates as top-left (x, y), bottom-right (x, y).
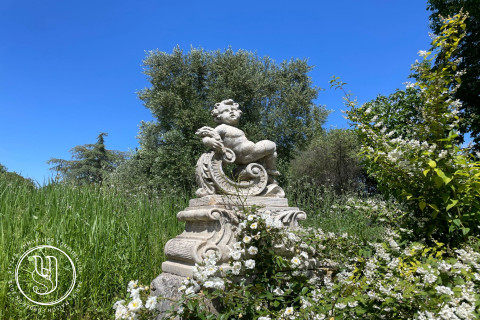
top-left (211, 99), bottom-right (242, 125)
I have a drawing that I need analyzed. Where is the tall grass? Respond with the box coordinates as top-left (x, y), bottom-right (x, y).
top-left (287, 184), bottom-right (387, 242)
top-left (0, 176), bottom-right (387, 319)
top-left (0, 178), bottom-right (187, 319)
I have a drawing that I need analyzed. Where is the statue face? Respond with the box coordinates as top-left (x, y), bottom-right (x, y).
top-left (216, 104), bottom-right (241, 125)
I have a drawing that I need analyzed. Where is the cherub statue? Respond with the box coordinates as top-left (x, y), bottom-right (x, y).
top-left (197, 99), bottom-right (280, 178)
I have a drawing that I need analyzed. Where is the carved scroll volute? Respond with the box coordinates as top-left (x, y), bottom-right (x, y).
top-left (195, 149), bottom-right (269, 198)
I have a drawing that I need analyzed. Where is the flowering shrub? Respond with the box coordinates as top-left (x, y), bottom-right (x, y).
top-left (164, 212), bottom-right (480, 319)
top-left (338, 12), bottom-right (480, 243)
top-left (113, 280), bottom-right (161, 320)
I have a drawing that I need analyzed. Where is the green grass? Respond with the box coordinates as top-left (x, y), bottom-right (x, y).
top-left (0, 178), bottom-right (187, 319)
top-left (288, 186), bottom-right (387, 243)
top-left (0, 177), bottom-right (386, 319)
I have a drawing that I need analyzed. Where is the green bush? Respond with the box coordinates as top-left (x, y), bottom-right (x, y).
top-left (343, 13), bottom-right (480, 244)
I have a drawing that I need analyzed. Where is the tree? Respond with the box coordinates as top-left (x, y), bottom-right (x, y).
top-left (48, 133), bottom-right (126, 185)
top-left (116, 47), bottom-right (328, 193)
top-left (289, 129), bottom-right (372, 194)
top-left (0, 162), bottom-right (36, 186)
top-left (427, 0), bottom-right (480, 149)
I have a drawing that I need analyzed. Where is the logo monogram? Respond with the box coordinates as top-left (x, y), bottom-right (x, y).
top-left (15, 245), bottom-right (76, 306)
top-left (31, 255), bottom-right (58, 295)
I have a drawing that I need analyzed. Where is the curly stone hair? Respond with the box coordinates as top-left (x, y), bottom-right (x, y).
top-left (211, 99), bottom-right (242, 123)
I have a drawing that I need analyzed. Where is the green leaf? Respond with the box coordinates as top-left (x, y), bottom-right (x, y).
top-left (452, 219), bottom-right (461, 227)
top-left (419, 201), bottom-right (426, 211)
top-left (446, 199), bottom-right (458, 211)
top-left (423, 168), bottom-right (430, 176)
top-left (462, 228), bottom-right (470, 235)
top-left (434, 176), bottom-right (444, 188)
top-left (428, 160), bottom-right (437, 168)
top-left (435, 168), bottom-right (452, 184)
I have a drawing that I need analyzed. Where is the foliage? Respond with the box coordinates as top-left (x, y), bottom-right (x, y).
top-left (117, 47), bottom-right (328, 193)
top-left (48, 132), bottom-right (126, 185)
top-left (289, 129), bottom-right (373, 194)
top-left (0, 163), bottom-right (36, 187)
top-left (427, 0), bottom-right (480, 150)
top-left (116, 208), bottom-right (480, 319)
top-left (341, 13), bottom-right (480, 244)
top-left (0, 181), bottom-right (187, 320)
top-left (315, 232), bottom-right (480, 319)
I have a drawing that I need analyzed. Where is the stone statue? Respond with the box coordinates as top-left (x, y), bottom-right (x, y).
top-left (151, 99), bottom-right (308, 317)
top-left (195, 99), bottom-right (284, 198)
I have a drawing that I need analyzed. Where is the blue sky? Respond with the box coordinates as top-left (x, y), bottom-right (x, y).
top-left (0, 0), bottom-right (432, 184)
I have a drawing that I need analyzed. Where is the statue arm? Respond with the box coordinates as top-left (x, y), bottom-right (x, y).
top-left (196, 126), bottom-right (225, 153)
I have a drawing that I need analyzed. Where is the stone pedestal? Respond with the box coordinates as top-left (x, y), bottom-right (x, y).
top-left (150, 195), bottom-right (306, 317)
top-left (161, 195), bottom-right (306, 277)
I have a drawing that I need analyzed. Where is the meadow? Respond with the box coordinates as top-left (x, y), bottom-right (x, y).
top-left (0, 176), bottom-right (385, 319)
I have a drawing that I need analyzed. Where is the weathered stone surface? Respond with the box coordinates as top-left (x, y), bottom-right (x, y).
top-left (195, 99), bottom-right (284, 198)
top-left (150, 272), bottom-right (184, 319)
top-left (189, 194), bottom-right (288, 208)
top-left (160, 195), bottom-right (306, 278)
top-left (150, 272), bottom-right (221, 319)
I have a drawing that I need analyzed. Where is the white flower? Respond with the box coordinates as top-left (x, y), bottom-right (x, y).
top-left (204, 277), bottom-right (225, 290)
top-left (233, 241), bottom-right (242, 250)
top-left (127, 280), bottom-right (138, 292)
top-left (365, 107), bottom-right (372, 114)
top-left (284, 306), bottom-right (294, 315)
top-left (438, 150), bottom-right (448, 159)
top-left (230, 250), bottom-right (243, 260)
top-left (387, 149), bottom-right (403, 162)
top-left (424, 272), bottom-right (437, 284)
top-left (273, 287), bottom-right (284, 295)
top-left (336, 303), bottom-right (347, 309)
top-left (145, 296), bottom-right (157, 310)
top-left (287, 232), bottom-right (299, 242)
top-left (247, 214), bottom-right (256, 221)
top-left (113, 300), bottom-right (125, 310)
top-left (348, 301), bottom-right (359, 308)
top-left (250, 222), bottom-right (258, 229)
top-left (435, 285), bottom-right (454, 296)
top-left (129, 287), bottom-right (142, 299)
top-left (291, 256), bottom-right (301, 268)
top-left (243, 235), bottom-right (252, 243)
top-left (127, 298), bottom-right (143, 312)
top-left (258, 317), bottom-right (271, 320)
top-left (245, 259), bottom-right (256, 269)
top-left (418, 50), bottom-right (428, 57)
top-left (300, 251), bottom-right (308, 259)
top-left (248, 246), bottom-right (258, 255)
top-left (185, 286), bottom-right (197, 295)
top-left (232, 261), bottom-right (242, 275)
top-left (115, 304), bottom-right (128, 319)
top-left (403, 81), bottom-right (416, 89)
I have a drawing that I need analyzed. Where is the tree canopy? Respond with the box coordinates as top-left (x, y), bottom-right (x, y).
top-left (114, 47), bottom-right (329, 193)
top-left (427, 0), bottom-right (480, 149)
top-left (48, 133), bottom-right (126, 185)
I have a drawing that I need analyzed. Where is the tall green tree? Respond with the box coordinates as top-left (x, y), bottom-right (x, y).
top-left (289, 129), bottom-right (372, 194)
top-left (48, 133), bottom-right (126, 185)
top-left (427, 0), bottom-right (480, 149)
top-left (115, 47), bottom-right (328, 193)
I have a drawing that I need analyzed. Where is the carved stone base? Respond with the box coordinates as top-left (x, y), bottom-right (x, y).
top-left (161, 195), bottom-right (306, 278)
top-left (150, 272), bottom-right (221, 319)
top-left (150, 272), bottom-right (184, 319)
